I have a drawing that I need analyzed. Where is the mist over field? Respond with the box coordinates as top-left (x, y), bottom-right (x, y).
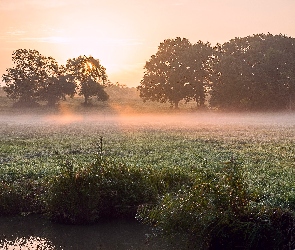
top-left (1, 108), bottom-right (295, 249)
top-left (1, 111), bottom-right (295, 128)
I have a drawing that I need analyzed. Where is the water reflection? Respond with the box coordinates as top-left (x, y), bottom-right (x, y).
top-left (1, 236), bottom-right (54, 249)
top-left (0, 215), bottom-right (175, 249)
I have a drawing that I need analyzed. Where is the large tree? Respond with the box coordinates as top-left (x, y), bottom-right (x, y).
top-left (182, 41), bottom-right (214, 107)
top-left (65, 55), bottom-right (108, 105)
top-left (137, 37), bottom-right (213, 109)
top-left (2, 49), bottom-right (76, 107)
top-left (38, 73), bottom-right (76, 106)
top-left (210, 34), bottom-right (295, 110)
top-left (2, 49), bottom-right (55, 106)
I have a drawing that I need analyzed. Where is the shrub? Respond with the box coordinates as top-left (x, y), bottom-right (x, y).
top-left (149, 166), bottom-right (195, 195)
top-left (137, 159), bottom-right (295, 249)
top-left (0, 178), bottom-right (44, 215)
top-left (45, 157), bottom-right (158, 224)
top-left (0, 181), bottom-right (24, 215)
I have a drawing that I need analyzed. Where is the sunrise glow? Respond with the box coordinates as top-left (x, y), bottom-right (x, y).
top-left (85, 62), bottom-right (93, 71)
top-left (0, 0), bottom-right (295, 87)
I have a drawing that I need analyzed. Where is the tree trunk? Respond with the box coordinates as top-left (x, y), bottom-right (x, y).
top-left (174, 101), bottom-right (179, 109)
top-left (84, 95), bottom-right (89, 105)
top-left (47, 99), bottom-right (57, 107)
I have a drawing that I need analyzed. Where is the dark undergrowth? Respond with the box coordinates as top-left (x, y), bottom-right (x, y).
top-left (0, 154), bottom-right (294, 249)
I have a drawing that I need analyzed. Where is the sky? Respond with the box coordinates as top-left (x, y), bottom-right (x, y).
top-left (0, 0), bottom-right (295, 87)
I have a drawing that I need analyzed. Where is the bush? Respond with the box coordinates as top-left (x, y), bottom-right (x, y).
top-left (45, 157), bottom-right (158, 224)
top-left (149, 166), bottom-right (195, 195)
top-left (206, 206), bottom-right (295, 249)
top-left (137, 159), bottom-right (295, 249)
top-left (0, 179), bottom-right (44, 215)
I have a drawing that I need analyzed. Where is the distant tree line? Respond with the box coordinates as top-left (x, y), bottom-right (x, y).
top-left (138, 33), bottom-right (295, 111)
top-left (2, 49), bottom-right (109, 107)
top-left (3, 33), bottom-right (295, 111)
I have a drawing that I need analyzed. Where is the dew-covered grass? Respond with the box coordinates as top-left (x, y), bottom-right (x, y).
top-left (1, 116), bottom-right (295, 199)
top-left (1, 112), bottom-right (295, 248)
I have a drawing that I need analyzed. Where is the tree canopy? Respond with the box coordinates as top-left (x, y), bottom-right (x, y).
top-left (2, 33), bottom-right (295, 111)
top-left (65, 56), bottom-right (109, 105)
top-left (138, 34), bottom-right (295, 111)
top-left (137, 37), bottom-right (213, 109)
top-left (2, 51), bottom-right (108, 107)
top-left (38, 74), bottom-right (76, 106)
top-left (2, 49), bottom-right (77, 107)
top-left (210, 34), bottom-right (295, 110)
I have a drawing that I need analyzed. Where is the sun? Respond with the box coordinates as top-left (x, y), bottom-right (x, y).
top-left (81, 61), bottom-right (94, 75)
top-left (85, 61), bottom-right (93, 70)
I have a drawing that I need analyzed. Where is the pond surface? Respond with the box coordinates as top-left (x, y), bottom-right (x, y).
top-left (0, 215), bottom-right (177, 249)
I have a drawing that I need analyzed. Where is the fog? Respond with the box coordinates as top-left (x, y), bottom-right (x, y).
top-left (1, 111), bottom-right (295, 129)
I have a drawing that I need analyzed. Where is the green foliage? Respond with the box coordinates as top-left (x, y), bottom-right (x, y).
top-left (45, 160), bottom-right (102, 224)
top-left (137, 159), bottom-right (295, 249)
top-left (0, 178), bottom-right (44, 215)
top-left (148, 166), bottom-right (196, 195)
top-left (45, 157), bottom-right (157, 224)
top-left (1, 123), bottom-right (295, 248)
top-left (2, 49), bottom-right (48, 106)
top-left (138, 33), bottom-right (295, 111)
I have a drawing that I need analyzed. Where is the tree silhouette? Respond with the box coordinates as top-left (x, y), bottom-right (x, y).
top-left (138, 37), bottom-right (213, 109)
top-left (65, 55), bottom-right (108, 105)
top-left (210, 34), bottom-right (295, 110)
top-left (2, 49), bottom-right (76, 107)
top-left (39, 74), bottom-right (76, 106)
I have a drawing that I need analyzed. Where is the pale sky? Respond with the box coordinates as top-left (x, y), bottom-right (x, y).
top-left (0, 0), bottom-right (295, 87)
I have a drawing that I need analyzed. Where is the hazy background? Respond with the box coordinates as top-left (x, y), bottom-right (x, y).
top-left (1, 0), bottom-right (295, 87)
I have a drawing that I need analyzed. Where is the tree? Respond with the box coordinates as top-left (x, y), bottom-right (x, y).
top-left (137, 37), bottom-right (213, 109)
top-left (65, 55), bottom-right (108, 105)
top-left (210, 34), bottom-right (295, 110)
top-left (2, 49), bottom-right (76, 107)
top-left (182, 41), bottom-right (214, 107)
top-left (39, 73), bottom-right (76, 106)
top-left (2, 49), bottom-right (55, 106)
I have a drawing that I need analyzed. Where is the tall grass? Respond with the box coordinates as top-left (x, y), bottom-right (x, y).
top-left (1, 122), bottom-right (295, 248)
top-left (137, 158), bottom-right (295, 249)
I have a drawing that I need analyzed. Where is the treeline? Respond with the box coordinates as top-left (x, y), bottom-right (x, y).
top-left (2, 33), bottom-right (295, 111)
top-left (2, 50), bottom-right (109, 107)
top-left (138, 33), bottom-right (295, 111)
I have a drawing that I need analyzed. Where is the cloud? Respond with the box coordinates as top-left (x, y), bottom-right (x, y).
top-left (100, 38), bottom-right (144, 47)
top-left (20, 36), bottom-right (70, 44)
top-left (69, 37), bottom-right (144, 48)
top-left (0, 26), bottom-right (69, 44)
top-left (0, 29), bottom-right (24, 41)
top-left (0, 0), bottom-right (68, 11)
top-left (6, 30), bottom-right (26, 36)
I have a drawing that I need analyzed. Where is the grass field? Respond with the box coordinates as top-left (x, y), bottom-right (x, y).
top-left (1, 90), bottom-right (295, 248)
top-left (0, 86), bottom-right (200, 114)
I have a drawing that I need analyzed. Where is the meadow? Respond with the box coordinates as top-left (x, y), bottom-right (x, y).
top-left (1, 89), bottom-right (295, 248)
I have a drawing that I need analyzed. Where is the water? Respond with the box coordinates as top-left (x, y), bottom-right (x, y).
top-left (0, 215), bottom-right (176, 249)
